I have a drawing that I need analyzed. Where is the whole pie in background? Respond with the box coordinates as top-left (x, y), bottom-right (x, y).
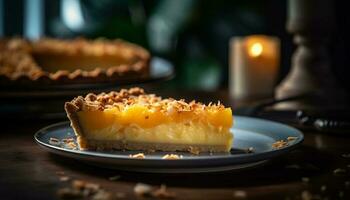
top-left (0, 38), bottom-right (150, 86)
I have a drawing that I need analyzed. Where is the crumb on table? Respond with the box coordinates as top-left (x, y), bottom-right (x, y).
top-left (152, 184), bottom-right (176, 199)
top-left (57, 179), bottom-right (116, 200)
top-left (134, 183), bottom-right (153, 196)
top-left (134, 183), bottom-right (175, 199)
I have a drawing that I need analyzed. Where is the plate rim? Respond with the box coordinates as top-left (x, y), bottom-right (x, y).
top-left (34, 116), bottom-right (304, 165)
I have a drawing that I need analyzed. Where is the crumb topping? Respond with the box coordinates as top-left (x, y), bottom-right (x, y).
top-left (0, 50), bottom-right (42, 78)
top-left (68, 87), bottom-right (227, 113)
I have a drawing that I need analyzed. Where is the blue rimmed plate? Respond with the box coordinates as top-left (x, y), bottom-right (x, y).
top-left (34, 116), bottom-right (303, 173)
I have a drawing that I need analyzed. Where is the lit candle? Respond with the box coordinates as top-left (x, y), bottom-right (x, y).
top-left (229, 35), bottom-right (280, 99)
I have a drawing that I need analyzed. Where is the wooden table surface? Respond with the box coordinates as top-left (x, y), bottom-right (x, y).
top-left (1, 90), bottom-right (350, 200)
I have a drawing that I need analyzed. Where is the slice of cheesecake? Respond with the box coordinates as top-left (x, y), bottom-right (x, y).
top-left (65, 88), bottom-right (233, 153)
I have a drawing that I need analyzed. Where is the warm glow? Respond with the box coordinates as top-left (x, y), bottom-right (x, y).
top-left (249, 42), bottom-right (263, 57)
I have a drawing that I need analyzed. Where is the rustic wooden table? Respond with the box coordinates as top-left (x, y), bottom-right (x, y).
top-left (1, 90), bottom-right (350, 200)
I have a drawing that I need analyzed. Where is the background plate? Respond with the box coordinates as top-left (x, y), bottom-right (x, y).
top-left (34, 116), bottom-right (304, 173)
top-left (0, 57), bottom-right (174, 119)
top-left (0, 57), bottom-right (174, 97)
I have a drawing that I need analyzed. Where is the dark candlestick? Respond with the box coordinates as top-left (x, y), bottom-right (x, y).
top-left (275, 0), bottom-right (338, 101)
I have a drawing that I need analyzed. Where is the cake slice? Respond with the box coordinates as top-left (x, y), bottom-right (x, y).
top-left (64, 88), bottom-right (233, 153)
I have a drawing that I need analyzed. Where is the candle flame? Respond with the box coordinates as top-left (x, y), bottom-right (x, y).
top-left (249, 42), bottom-right (263, 57)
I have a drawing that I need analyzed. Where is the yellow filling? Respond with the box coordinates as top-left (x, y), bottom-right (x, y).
top-left (77, 105), bottom-right (233, 150)
top-left (78, 105), bottom-right (232, 129)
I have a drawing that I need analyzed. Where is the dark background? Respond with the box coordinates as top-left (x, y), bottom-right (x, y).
top-left (1, 0), bottom-right (349, 92)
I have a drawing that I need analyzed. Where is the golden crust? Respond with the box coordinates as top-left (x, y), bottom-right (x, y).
top-left (64, 100), bottom-right (87, 149)
top-left (0, 38), bottom-right (150, 85)
top-left (81, 140), bottom-right (230, 153)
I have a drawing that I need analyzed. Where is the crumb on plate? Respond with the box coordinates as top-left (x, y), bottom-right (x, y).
top-left (62, 138), bottom-right (75, 143)
top-left (49, 137), bottom-right (60, 145)
top-left (245, 147), bottom-right (254, 153)
top-left (287, 136), bottom-right (298, 141)
top-left (129, 153), bottom-right (145, 159)
top-left (162, 154), bottom-right (183, 160)
top-left (272, 140), bottom-right (288, 149)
